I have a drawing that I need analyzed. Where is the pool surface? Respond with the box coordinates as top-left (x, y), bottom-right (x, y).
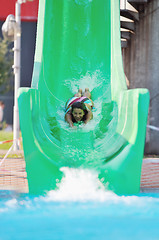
top-left (0, 168), bottom-right (159, 240)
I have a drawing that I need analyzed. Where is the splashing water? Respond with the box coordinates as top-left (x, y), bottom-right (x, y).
top-left (43, 167), bottom-right (108, 202)
top-left (58, 70), bottom-right (111, 131)
top-left (0, 168), bottom-right (159, 239)
top-left (42, 167), bottom-right (159, 206)
top-left (64, 70), bottom-right (110, 97)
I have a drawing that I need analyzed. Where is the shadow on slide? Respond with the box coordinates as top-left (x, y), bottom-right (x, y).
top-left (18, 0), bottom-right (149, 195)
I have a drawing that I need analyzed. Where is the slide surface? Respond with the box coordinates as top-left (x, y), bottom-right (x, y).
top-left (18, 0), bottom-right (149, 195)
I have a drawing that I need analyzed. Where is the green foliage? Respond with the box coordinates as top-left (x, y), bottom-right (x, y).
top-left (0, 38), bottom-right (13, 93)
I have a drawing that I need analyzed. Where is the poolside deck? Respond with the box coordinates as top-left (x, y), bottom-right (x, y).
top-left (0, 150), bottom-right (28, 193)
top-left (0, 151), bottom-right (158, 194)
top-left (140, 158), bottom-right (159, 193)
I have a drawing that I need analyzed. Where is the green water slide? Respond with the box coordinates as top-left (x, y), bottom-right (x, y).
top-left (18, 0), bottom-right (149, 195)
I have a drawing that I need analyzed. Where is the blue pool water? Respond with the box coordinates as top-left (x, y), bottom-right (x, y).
top-left (0, 168), bottom-right (159, 240)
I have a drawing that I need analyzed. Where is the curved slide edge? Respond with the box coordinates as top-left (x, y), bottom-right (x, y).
top-left (99, 89), bottom-right (149, 195)
top-left (18, 88), bottom-right (63, 195)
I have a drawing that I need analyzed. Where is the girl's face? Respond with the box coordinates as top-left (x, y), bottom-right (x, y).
top-left (72, 108), bottom-right (85, 122)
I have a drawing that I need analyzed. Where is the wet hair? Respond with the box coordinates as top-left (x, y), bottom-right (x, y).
top-left (71, 102), bottom-right (88, 122)
top-left (71, 102), bottom-right (87, 113)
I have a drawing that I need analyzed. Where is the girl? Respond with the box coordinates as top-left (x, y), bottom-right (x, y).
top-left (65, 88), bottom-right (94, 128)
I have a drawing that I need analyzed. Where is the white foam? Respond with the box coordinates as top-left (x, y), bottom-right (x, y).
top-left (0, 168), bottom-right (158, 213)
top-left (64, 70), bottom-right (105, 95)
top-left (5, 199), bottom-right (18, 208)
top-left (0, 199), bottom-right (19, 213)
top-left (43, 167), bottom-right (109, 202)
top-left (41, 167), bottom-right (159, 205)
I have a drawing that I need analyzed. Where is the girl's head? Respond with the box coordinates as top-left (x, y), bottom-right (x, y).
top-left (71, 102), bottom-right (87, 122)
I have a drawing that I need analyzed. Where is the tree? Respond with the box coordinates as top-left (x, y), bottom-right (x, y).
top-left (0, 38), bottom-right (13, 93)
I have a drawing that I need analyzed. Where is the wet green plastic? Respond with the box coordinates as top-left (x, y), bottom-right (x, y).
top-left (18, 0), bottom-right (149, 195)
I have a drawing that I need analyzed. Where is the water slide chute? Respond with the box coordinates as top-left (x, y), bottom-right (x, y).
top-left (18, 0), bottom-right (149, 195)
